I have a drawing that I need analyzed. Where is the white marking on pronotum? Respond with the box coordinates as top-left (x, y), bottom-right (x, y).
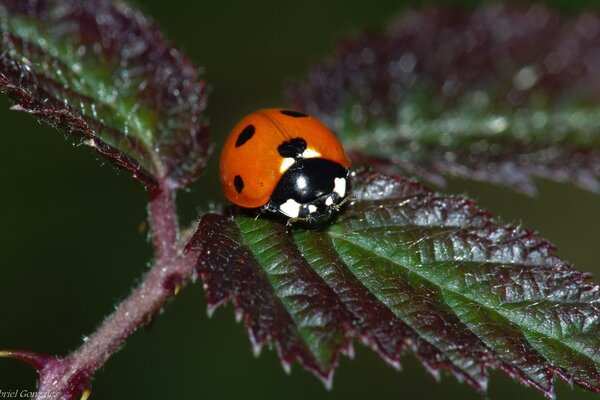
top-left (308, 205), bottom-right (317, 213)
top-left (279, 198), bottom-right (301, 218)
top-left (297, 176), bottom-right (307, 190)
top-left (334, 177), bottom-right (346, 198)
top-left (279, 157), bottom-right (295, 173)
top-left (302, 148), bottom-right (321, 158)
top-left (325, 196), bottom-right (334, 206)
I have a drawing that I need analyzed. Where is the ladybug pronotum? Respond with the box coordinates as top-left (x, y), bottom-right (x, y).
top-left (220, 108), bottom-right (351, 225)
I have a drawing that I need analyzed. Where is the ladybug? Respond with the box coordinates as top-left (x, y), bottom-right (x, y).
top-left (220, 108), bottom-right (351, 225)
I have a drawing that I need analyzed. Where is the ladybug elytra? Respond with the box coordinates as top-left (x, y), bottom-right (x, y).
top-left (220, 108), bottom-right (351, 226)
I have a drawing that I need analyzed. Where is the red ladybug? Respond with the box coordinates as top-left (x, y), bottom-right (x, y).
top-left (220, 108), bottom-right (351, 225)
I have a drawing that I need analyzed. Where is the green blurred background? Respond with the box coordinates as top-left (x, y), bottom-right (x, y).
top-left (1, 0), bottom-right (599, 399)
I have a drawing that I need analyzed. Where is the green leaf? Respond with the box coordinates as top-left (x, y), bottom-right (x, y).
top-left (187, 171), bottom-right (600, 398)
top-left (0, 0), bottom-right (209, 189)
top-left (289, 4), bottom-right (600, 195)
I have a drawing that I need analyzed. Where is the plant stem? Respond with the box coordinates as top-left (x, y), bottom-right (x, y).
top-left (32, 186), bottom-right (196, 399)
top-left (148, 187), bottom-right (180, 262)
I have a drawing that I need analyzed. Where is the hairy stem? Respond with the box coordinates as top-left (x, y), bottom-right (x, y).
top-left (28, 186), bottom-right (196, 399)
top-left (148, 188), bottom-right (180, 262)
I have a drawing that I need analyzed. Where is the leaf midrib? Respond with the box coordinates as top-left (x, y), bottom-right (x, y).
top-left (294, 229), bottom-right (489, 382)
top-left (239, 219), bottom-right (341, 368)
top-left (339, 101), bottom-right (600, 149)
top-left (328, 230), bottom-right (600, 365)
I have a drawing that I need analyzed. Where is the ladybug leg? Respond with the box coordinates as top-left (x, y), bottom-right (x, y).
top-left (329, 192), bottom-right (354, 216)
top-left (337, 192), bottom-right (355, 208)
top-left (285, 215), bottom-right (310, 231)
top-left (255, 206), bottom-right (266, 221)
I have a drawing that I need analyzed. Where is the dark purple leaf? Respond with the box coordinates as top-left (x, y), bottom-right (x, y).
top-left (289, 4), bottom-right (600, 195)
top-left (0, 0), bottom-right (209, 189)
top-left (186, 170), bottom-right (600, 398)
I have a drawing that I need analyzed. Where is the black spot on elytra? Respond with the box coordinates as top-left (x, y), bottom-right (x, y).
top-left (234, 175), bottom-right (244, 193)
top-left (278, 137), bottom-right (307, 158)
top-left (235, 125), bottom-right (255, 147)
top-left (280, 110), bottom-right (308, 118)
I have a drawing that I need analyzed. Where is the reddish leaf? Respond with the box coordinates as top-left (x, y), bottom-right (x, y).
top-left (289, 4), bottom-right (600, 195)
top-left (0, 0), bottom-right (209, 189)
top-left (186, 170), bottom-right (600, 398)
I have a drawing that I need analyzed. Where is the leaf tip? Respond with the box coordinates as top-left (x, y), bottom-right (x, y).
top-left (280, 359), bottom-right (292, 375)
top-left (344, 343), bottom-right (356, 360)
top-left (320, 370), bottom-right (335, 391)
top-left (235, 308), bottom-right (244, 323)
top-left (9, 104), bottom-right (28, 113)
top-left (249, 333), bottom-right (263, 358)
top-left (83, 138), bottom-right (97, 148)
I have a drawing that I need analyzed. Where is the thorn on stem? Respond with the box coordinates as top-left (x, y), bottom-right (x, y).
top-left (80, 389), bottom-right (92, 400)
top-left (0, 349), bottom-right (53, 371)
